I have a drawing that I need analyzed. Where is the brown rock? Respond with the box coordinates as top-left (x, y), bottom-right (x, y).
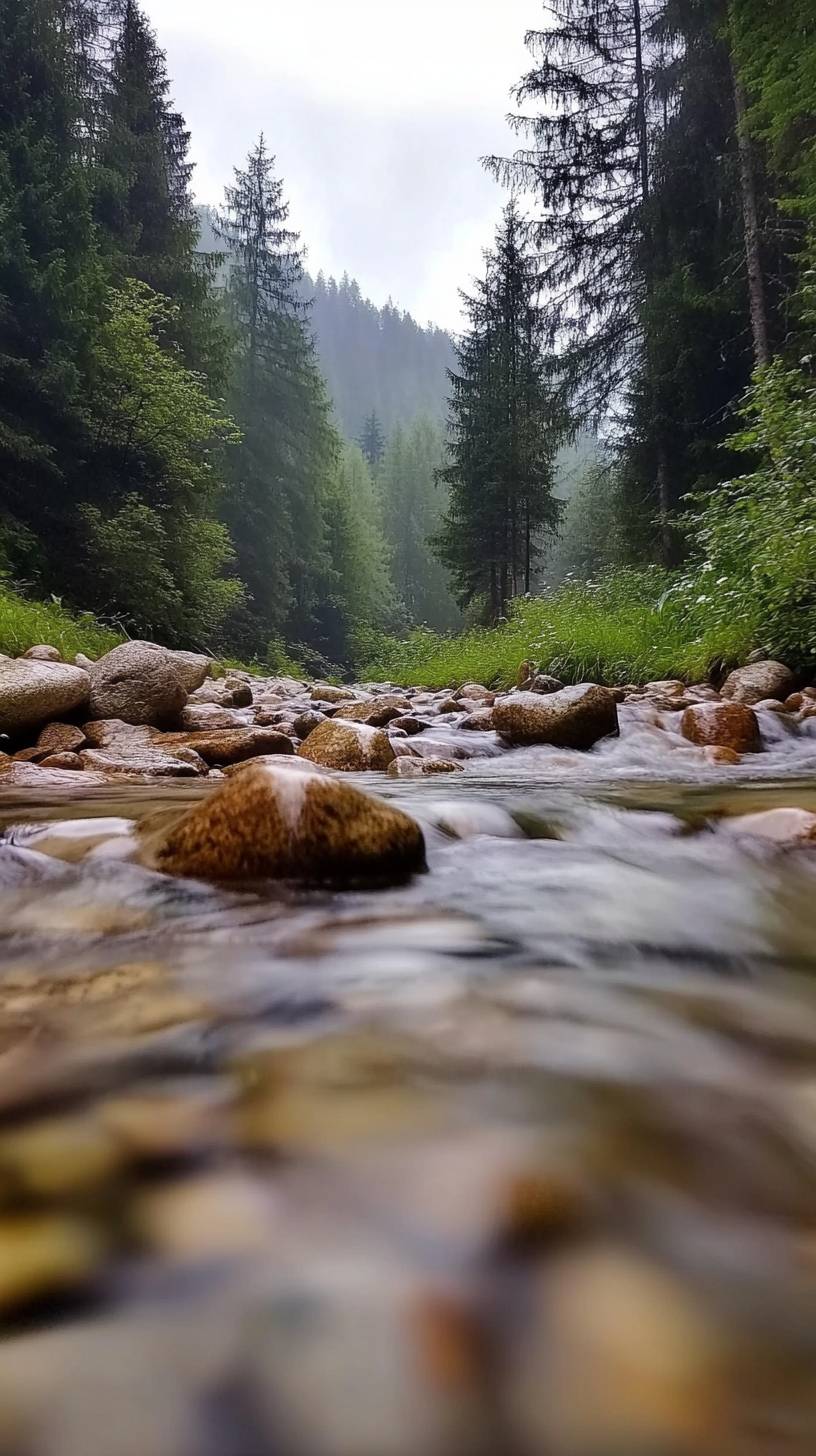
top-left (702, 746), bottom-right (741, 766)
top-left (36, 722), bottom-right (87, 754)
top-left (721, 659), bottom-right (796, 705)
top-left (494, 684), bottom-right (619, 749)
top-left (138, 760), bottom-right (426, 883)
top-left (12, 746), bottom-right (51, 763)
top-left (156, 727), bottom-right (295, 766)
top-left (80, 747), bottom-right (207, 778)
top-left (389, 716), bottom-right (429, 736)
top-left (309, 683), bottom-right (358, 704)
top-left (292, 709), bottom-right (327, 739)
top-left (386, 757), bottom-right (464, 778)
top-left (180, 703), bottom-right (247, 731)
top-left (336, 696), bottom-right (410, 726)
top-left (298, 718), bottom-right (396, 771)
top-left (680, 702), bottom-right (761, 753)
top-left (21, 644), bottom-right (61, 661)
top-left (455, 683), bottom-right (494, 702)
top-left (39, 752), bottom-right (83, 770)
top-left (82, 719), bottom-right (158, 749)
top-left (0, 762), bottom-right (113, 788)
top-left (459, 707), bottom-right (496, 731)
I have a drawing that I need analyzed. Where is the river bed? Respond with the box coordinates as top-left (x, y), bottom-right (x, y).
top-left (0, 717), bottom-right (816, 1454)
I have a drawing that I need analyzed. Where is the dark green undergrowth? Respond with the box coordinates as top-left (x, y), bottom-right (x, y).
top-left (0, 583), bottom-right (123, 661)
top-left (357, 569), bottom-right (756, 690)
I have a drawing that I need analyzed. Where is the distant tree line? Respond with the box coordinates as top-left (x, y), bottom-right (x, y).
top-left (0, 0), bottom-right (458, 667)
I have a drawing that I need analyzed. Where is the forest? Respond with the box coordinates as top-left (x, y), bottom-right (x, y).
top-left (0, 0), bottom-right (815, 683)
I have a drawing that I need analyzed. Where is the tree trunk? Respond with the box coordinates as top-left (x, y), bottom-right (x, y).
top-left (728, 9), bottom-right (771, 369)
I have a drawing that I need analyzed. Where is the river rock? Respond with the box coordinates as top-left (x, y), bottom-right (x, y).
top-left (387, 757), bottom-right (464, 778)
top-left (156, 727), bottom-right (295, 766)
top-left (389, 716), bottom-right (429, 736)
top-left (21, 644), bottom-right (61, 661)
top-left (36, 722), bottom-right (87, 754)
top-left (298, 718), bottom-right (396, 771)
top-left (88, 643), bottom-right (188, 726)
top-left (719, 808), bottom-right (816, 845)
top-left (494, 684), bottom-right (619, 749)
top-left (0, 659), bottom-right (90, 737)
top-left (80, 747), bottom-right (208, 778)
top-left (338, 696), bottom-right (410, 726)
top-left (180, 703), bottom-right (247, 732)
top-left (40, 752), bottom-right (84, 770)
top-left (459, 707), bottom-right (496, 731)
top-left (82, 719), bottom-right (158, 749)
top-left (0, 762), bottom-right (113, 788)
top-left (310, 684), bottom-right (358, 705)
top-left (721, 659), bottom-right (796, 705)
top-left (0, 1213), bottom-right (104, 1313)
top-left (292, 709), bottom-right (327, 739)
top-left (680, 702), bottom-right (762, 753)
top-left (455, 683), bottom-right (494, 702)
top-left (138, 760), bottom-right (426, 883)
top-left (125, 641), bottom-right (212, 693)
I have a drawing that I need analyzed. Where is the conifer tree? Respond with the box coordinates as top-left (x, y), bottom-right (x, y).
top-left (357, 410), bottom-right (385, 469)
top-left (217, 136), bottom-right (336, 656)
top-left (436, 204), bottom-right (562, 621)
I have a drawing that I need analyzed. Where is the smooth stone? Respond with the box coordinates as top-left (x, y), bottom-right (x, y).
top-left (459, 707), bottom-right (496, 731)
top-left (155, 727), bottom-right (295, 765)
top-left (88, 643), bottom-right (188, 727)
top-left (79, 748), bottom-right (207, 778)
top-left (138, 760), bottom-right (425, 883)
top-left (386, 757), bottom-right (464, 778)
top-left (309, 684), bottom-right (358, 704)
top-left (21, 644), bottom-right (61, 661)
top-left (0, 659), bottom-right (90, 736)
top-left (292, 709), bottom-right (327, 739)
top-left (180, 703), bottom-right (247, 732)
top-left (298, 718), bottom-right (396, 772)
top-left (680, 702), bottom-right (761, 753)
top-left (124, 641), bottom-right (212, 693)
top-left (337, 696), bottom-right (410, 726)
top-left (494, 684), bottom-right (619, 749)
top-left (39, 752), bottom-right (84, 770)
top-left (721, 660), bottom-right (796, 705)
top-left (719, 808), bottom-right (816, 845)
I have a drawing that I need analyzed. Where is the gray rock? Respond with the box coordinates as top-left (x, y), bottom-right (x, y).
top-left (88, 643), bottom-right (188, 726)
top-left (125, 641), bottom-right (212, 693)
top-left (494, 684), bottom-right (619, 749)
top-left (0, 659), bottom-right (90, 736)
top-left (721, 660), bottom-right (797, 705)
top-left (21, 644), bottom-right (61, 661)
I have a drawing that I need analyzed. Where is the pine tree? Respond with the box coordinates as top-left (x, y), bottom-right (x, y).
top-left (0, 0), bottom-right (105, 578)
top-left (379, 416), bottom-right (461, 630)
top-left (436, 204), bottom-right (562, 621)
top-left (357, 410), bottom-right (385, 469)
top-left (95, 0), bottom-right (224, 382)
top-left (217, 136), bottom-right (336, 656)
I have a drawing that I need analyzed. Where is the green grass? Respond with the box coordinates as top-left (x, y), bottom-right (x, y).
top-left (358, 570), bottom-right (756, 690)
top-left (0, 583), bottom-right (123, 661)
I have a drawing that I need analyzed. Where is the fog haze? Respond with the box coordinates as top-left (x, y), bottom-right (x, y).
top-left (141, 0), bottom-right (536, 328)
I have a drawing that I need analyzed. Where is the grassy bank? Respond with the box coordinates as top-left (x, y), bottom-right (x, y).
top-left (0, 583), bottom-right (123, 661)
top-left (358, 570), bottom-right (755, 690)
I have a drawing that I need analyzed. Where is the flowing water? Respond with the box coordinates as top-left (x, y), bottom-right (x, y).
top-left (1, 708), bottom-right (816, 1454)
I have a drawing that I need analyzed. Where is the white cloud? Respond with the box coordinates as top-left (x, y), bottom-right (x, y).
top-left (142, 0), bottom-right (538, 328)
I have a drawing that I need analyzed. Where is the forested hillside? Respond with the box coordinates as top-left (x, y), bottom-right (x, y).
top-left (0, 0), bottom-right (457, 671)
top-left (368, 0), bottom-right (816, 683)
top-left (196, 207), bottom-right (454, 438)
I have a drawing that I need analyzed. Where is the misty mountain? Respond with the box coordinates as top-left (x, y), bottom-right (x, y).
top-left (196, 206), bottom-right (454, 440)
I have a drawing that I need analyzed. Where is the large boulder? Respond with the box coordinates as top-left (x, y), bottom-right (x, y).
top-left (680, 702), bottom-right (762, 754)
top-left (88, 643), bottom-right (188, 726)
top-left (138, 761), bottom-right (426, 884)
top-left (721, 660), bottom-right (796, 705)
top-left (297, 718), bottom-right (396, 772)
top-left (0, 659), bottom-right (90, 736)
top-left (494, 685), bottom-right (619, 749)
top-left (125, 641), bottom-right (212, 694)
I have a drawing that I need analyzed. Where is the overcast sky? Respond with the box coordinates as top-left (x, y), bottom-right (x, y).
top-left (141, 0), bottom-right (538, 330)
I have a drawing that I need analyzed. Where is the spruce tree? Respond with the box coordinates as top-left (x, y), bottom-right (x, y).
top-left (436, 204), bottom-right (562, 621)
top-left (217, 136), bottom-right (336, 656)
top-left (357, 410), bottom-right (385, 469)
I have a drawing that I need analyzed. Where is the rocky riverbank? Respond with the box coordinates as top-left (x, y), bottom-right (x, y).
top-left (2, 641), bottom-right (816, 1454)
